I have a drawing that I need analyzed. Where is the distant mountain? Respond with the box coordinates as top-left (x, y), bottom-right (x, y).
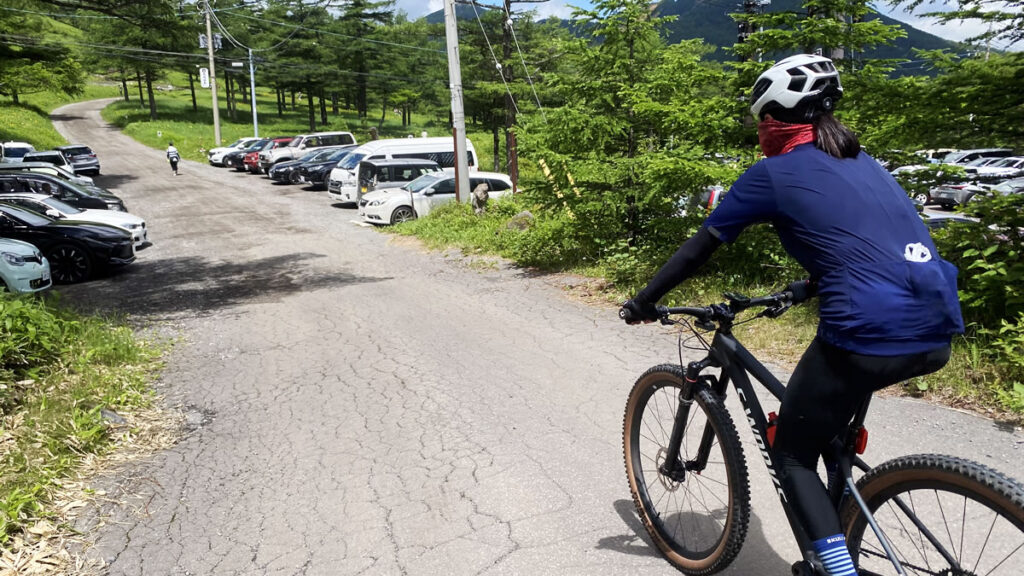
top-left (425, 1), bottom-right (959, 66)
top-left (652, 0), bottom-right (957, 61)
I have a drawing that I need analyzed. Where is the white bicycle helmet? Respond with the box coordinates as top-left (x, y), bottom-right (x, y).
top-left (750, 54), bottom-right (843, 122)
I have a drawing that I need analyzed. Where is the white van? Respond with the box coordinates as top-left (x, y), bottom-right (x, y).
top-left (327, 137), bottom-right (478, 204)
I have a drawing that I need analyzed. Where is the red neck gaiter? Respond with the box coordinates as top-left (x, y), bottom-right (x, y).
top-left (758, 117), bottom-right (815, 157)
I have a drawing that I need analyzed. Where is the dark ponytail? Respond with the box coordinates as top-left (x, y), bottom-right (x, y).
top-left (813, 114), bottom-right (860, 159)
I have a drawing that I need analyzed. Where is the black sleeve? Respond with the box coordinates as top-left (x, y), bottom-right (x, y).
top-left (635, 226), bottom-right (722, 304)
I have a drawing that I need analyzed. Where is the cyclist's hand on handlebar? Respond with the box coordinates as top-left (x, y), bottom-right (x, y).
top-left (620, 299), bottom-right (661, 324)
top-left (785, 279), bottom-right (818, 304)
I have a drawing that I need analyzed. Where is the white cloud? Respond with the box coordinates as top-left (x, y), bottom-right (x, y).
top-left (393, 0), bottom-right (443, 19)
top-left (876, 1), bottom-right (1022, 51)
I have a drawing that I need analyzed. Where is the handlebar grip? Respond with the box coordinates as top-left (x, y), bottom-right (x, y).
top-left (618, 307), bottom-right (635, 322)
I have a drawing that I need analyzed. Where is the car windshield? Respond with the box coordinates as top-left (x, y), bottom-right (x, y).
top-left (336, 153), bottom-right (366, 171)
top-left (405, 173), bottom-right (445, 193)
top-left (3, 147), bottom-right (32, 158)
top-left (990, 157), bottom-right (1020, 168)
top-left (0, 204), bottom-right (52, 226)
top-left (62, 146), bottom-right (91, 156)
top-left (299, 150), bottom-right (324, 162)
top-left (288, 137), bottom-right (302, 147)
top-left (324, 148), bottom-right (350, 161)
top-left (227, 139), bottom-right (244, 147)
top-left (246, 140), bottom-right (268, 151)
top-left (41, 196), bottom-right (82, 214)
top-left (308, 148), bottom-right (339, 162)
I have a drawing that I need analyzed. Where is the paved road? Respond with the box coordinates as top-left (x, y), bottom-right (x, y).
top-left (52, 99), bottom-right (1023, 576)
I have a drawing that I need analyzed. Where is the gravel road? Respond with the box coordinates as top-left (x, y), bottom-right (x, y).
top-left (50, 99), bottom-right (1024, 576)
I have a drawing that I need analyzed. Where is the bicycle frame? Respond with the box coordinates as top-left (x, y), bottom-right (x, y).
top-left (663, 324), bottom-right (917, 574)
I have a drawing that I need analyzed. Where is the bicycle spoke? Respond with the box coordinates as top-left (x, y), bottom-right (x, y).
top-left (885, 498), bottom-right (930, 569)
top-left (908, 491), bottom-right (932, 571)
top-left (959, 496), bottom-right (966, 570)
top-left (983, 540), bottom-right (1023, 576)
top-left (935, 489), bottom-right (960, 565)
top-left (971, 508), bottom-right (998, 575)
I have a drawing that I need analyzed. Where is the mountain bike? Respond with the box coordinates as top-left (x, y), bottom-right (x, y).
top-left (620, 289), bottom-right (1024, 575)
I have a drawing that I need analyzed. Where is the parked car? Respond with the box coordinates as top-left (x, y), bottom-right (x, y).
top-left (258, 131), bottom-right (356, 173)
top-left (224, 139), bottom-right (268, 171)
top-left (930, 182), bottom-right (988, 209)
top-left (55, 145), bottom-right (101, 175)
top-left (0, 203), bottom-right (135, 284)
top-left (966, 156), bottom-right (1024, 179)
top-left (0, 174), bottom-right (127, 212)
top-left (207, 137), bottom-right (261, 166)
top-left (328, 137), bottom-right (479, 204)
top-left (989, 177), bottom-right (1024, 197)
top-left (0, 161), bottom-right (95, 187)
top-left (21, 150), bottom-right (75, 172)
top-left (0, 237), bottom-right (51, 293)
top-left (267, 149), bottom-right (324, 184)
top-left (295, 146), bottom-right (358, 189)
top-left (247, 137), bottom-right (291, 174)
top-left (355, 158), bottom-right (442, 198)
top-left (1, 142), bottom-right (36, 163)
top-left (914, 148), bottom-right (958, 164)
top-left (358, 171), bottom-right (513, 225)
top-left (0, 193), bottom-right (149, 249)
top-left (942, 148), bottom-right (1014, 165)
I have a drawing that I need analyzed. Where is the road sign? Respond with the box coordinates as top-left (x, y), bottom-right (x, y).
top-left (199, 67), bottom-right (210, 88)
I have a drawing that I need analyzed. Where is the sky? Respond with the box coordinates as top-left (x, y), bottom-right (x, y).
top-left (392, 0), bottom-right (1020, 51)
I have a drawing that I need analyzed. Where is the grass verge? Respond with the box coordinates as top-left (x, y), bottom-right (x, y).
top-left (392, 198), bottom-right (1024, 424)
top-left (0, 293), bottom-right (168, 572)
top-left (0, 84), bottom-right (120, 150)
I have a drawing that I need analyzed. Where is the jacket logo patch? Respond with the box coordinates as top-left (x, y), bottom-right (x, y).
top-left (904, 243), bottom-right (932, 263)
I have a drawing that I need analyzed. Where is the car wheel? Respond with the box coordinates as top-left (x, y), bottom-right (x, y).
top-left (912, 191), bottom-right (930, 205)
top-left (46, 243), bottom-right (92, 284)
top-left (289, 171), bottom-right (301, 184)
top-left (0, 278), bottom-right (7, 292)
top-left (390, 206), bottom-right (416, 225)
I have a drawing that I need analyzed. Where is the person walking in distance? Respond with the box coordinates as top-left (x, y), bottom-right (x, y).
top-left (166, 142), bottom-right (181, 176)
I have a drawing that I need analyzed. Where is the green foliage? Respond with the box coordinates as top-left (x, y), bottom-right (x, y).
top-left (892, 164), bottom-right (967, 203)
top-left (0, 293), bottom-right (160, 542)
top-left (932, 193), bottom-right (1024, 329)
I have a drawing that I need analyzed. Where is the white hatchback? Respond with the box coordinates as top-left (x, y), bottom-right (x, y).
top-left (358, 171), bottom-right (514, 225)
top-left (0, 193), bottom-right (150, 249)
top-left (0, 238), bottom-right (51, 293)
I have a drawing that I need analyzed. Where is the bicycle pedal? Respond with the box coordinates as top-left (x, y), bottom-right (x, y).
top-left (790, 560), bottom-right (822, 576)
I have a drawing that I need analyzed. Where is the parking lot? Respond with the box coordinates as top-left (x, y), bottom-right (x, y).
top-left (47, 99), bottom-right (1024, 576)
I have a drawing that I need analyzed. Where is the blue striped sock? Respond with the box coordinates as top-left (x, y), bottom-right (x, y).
top-left (813, 534), bottom-right (858, 576)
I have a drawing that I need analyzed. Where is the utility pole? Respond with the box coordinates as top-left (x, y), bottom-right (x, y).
top-left (248, 48), bottom-right (259, 137)
top-left (737, 0), bottom-right (758, 62)
top-left (444, 0), bottom-right (470, 203)
top-left (203, 0), bottom-right (222, 145)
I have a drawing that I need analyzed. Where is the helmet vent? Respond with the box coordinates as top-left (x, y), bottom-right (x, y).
top-left (788, 75), bottom-right (806, 92)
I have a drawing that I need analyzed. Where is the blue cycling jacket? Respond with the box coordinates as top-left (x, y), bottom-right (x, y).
top-left (704, 143), bottom-right (965, 356)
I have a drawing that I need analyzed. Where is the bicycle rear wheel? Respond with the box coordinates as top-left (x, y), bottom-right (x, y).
top-left (623, 364), bottom-right (750, 575)
top-left (843, 454), bottom-right (1024, 576)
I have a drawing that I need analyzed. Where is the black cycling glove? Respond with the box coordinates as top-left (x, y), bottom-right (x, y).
top-left (620, 298), bottom-right (661, 324)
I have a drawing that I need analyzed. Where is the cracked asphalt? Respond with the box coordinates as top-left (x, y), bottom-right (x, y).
top-left (50, 99), bottom-right (1024, 576)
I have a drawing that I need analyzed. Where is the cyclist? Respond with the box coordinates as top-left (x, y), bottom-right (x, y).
top-left (621, 54), bottom-right (964, 576)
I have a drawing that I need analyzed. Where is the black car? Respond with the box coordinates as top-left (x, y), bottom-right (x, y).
top-left (268, 149), bottom-right (325, 184)
top-left (0, 203), bottom-right (135, 283)
top-left (0, 174), bottom-right (127, 212)
top-left (296, 146), bottom-right (356, 189)
top-left (224, 139), bottom-right (269, 171)
top-left (55, 144), bottom-right (101, 175)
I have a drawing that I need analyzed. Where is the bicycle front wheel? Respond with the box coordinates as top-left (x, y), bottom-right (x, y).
top-left (623, 365), bottom-right (750, 575)
top-left (843, 454), bottom-right (1024, 576)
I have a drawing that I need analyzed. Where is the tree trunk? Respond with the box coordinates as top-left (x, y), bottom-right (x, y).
top-left (379, 97), bottom-right (387, 129)
top-left (136, 70), bottom-right (145, 104)
top-left (331, 92), bottom-right (338, 115)
top-left (306, 84), bottom-right (315, 132)
top-left (319, 88), bottom-right (327, 126)
top-left (145, 70), bottom-right (157, 120)
top-left (11, 90), bottom-right (18, 105)
top-left (276, 87), bottom-right (284, 117)
top-left (493, 125), bottom-right (500, 171)
top-left (120, 69), bottom-right (129, 101)
top-left (291, 90), bottom-right (296, 109)
top-left (239, 79), bottom-right (248, 105)
top-left (188, 71), bottom-right (197, 112)
top-left (225, 70), bottom-right (236, 121)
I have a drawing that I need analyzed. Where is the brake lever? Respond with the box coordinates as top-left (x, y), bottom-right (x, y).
top-left (761, 303), bottom-right (791, 319)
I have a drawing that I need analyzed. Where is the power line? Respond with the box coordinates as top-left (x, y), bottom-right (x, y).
top-left (468, 0), bottom-right (520, 116)
top-left (502, 4), bottom-right (546, 120)
top-left (216, 7), bottom-right (446, 55)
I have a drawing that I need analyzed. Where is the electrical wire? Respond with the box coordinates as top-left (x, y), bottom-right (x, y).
top-left (502, 5), bottom-right (546, 121)
top-left (216, 7), bottom-right (446, 55)
top-left (468, 0), bottom-right (520, 116)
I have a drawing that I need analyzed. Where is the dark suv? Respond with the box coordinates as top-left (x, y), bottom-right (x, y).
top-left (0, 174), bottom-right (127, 212)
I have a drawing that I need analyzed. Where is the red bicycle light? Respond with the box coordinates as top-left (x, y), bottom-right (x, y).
top-left (855, 427), bottom-right (869, 454)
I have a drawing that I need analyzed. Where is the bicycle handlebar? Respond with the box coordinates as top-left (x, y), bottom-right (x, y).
top-left (630, 279), bottom-right (817, 326)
